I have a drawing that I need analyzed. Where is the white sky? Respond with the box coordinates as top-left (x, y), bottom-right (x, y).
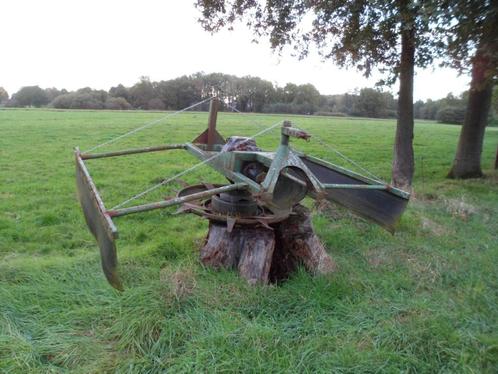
top-left (1, 0), bottom-right (470, 101)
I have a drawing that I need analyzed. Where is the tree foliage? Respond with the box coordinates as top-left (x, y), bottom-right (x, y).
top-left (442, 0), bottom-right (498, 81)
top-left (0, 87), bottom-right (9, 104)
top-left (196, 1), bottom-right (444, 81)
top-left (12, 86), bottom-right (49, 107)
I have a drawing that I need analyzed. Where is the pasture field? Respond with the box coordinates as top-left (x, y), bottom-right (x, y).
top-left (0, 108), bottom-right (497, 373)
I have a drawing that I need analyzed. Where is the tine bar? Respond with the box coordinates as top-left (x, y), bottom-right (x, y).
top-left (81, 144), bottom-right (186, 160)
top-left (108, 183), bottom-right (247, 218)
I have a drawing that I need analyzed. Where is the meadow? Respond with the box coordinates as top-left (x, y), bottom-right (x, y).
top-left (0, 108), bottom-right (497, 373)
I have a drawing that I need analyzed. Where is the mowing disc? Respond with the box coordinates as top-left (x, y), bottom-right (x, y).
top-left (177, 184), bottom-right (289, 227)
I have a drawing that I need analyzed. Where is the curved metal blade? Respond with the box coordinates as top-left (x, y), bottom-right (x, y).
top-left (300, 156), bottom-right (409, 233)
top-left (75, 151), bottom-right (123, 290)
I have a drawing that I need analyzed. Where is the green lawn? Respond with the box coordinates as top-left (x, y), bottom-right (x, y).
top-left (1, 108), bottom-right (497, 373)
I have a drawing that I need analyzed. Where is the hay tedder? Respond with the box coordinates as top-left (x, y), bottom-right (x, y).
top-left (75, 98), bottom-right (410, 290)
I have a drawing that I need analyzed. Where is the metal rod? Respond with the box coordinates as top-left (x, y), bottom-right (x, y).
top-left (207, 98), bottom-right (219, 151)
top-left (281, 171), bottom-right (307, 187)
top-left (322, 183), bottom-right (388, 190)
top-left (108, 183), bottom-right (247, 217)
top-left (81, 144), bottom-right (186, 160)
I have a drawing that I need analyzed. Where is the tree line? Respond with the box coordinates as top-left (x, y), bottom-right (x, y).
top-left (2, 73), bottom-right (494, 126)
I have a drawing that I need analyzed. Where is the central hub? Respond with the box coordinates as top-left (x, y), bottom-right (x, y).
top-left (211, 190), bottom-right (259, 217)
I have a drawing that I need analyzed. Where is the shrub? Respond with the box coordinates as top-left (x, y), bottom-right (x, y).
top-left (436, 106), bottom-right (466, 124)
top-left (104, 97), bottom-right (132, 110)
top-left (314, 111), bottom-right (347, 117)
top-left (3, 98), bottom-right (19, 107)
top-left (50, 92), bottom-right (106, 110)
top-left (262, 102), bottom-right (316, 115)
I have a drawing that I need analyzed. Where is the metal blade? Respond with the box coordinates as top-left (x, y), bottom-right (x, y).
top-left (75, 151), bottom-right (123, 290)
top-left (300, 156), bottom-right (409, 232)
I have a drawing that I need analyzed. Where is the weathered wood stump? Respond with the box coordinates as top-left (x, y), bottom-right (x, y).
top-left (200, 204), bottom-right (336, 284)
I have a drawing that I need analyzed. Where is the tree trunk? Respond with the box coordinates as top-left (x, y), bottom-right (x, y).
top-left (448, 49), bottom-right (494, 179)
top-left (392, 10), bottom-right (415, 190)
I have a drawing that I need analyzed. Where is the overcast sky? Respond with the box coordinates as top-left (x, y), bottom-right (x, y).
top-left (2, 0), bottom-right (470, 100)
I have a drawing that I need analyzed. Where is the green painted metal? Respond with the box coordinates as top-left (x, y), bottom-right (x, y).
top-left (80, 144), bottom-right (186, 160)
top-left (323, 183), bottom-right (388, 190)
top-left (108, 183), bottom-right (247, 217)
top-left (293, 151), bottom-right (410, 200)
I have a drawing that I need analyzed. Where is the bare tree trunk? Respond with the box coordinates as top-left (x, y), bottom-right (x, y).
top-left (448, 49), bottom-right (493, 179)
top-left (392, 10), bottom-right (415, 190)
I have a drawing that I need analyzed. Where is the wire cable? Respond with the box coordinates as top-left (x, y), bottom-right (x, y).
top-left (84, 96), bottom-right (214, 153)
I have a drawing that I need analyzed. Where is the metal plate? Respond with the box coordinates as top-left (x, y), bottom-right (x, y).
top-left (75, 151), bottom-right (123, 290)
top-left (300, 156), bottom-right (409, 233)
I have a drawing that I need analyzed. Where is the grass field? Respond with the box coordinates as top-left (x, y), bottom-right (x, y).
top-left (1, 108), bottom-right (497, 373)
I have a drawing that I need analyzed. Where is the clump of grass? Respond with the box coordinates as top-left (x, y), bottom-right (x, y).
top-left (444, 195), bottom-right (479, 220)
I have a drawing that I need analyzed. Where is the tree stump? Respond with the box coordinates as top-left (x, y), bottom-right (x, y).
top-left (201, 223), bottom-right (275, 284)
top-left (200, 204), bottom-right (336, 284)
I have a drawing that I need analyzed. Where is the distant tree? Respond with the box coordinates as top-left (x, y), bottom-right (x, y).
top-left (354, 88), bottom-right (388, 118)
top-left (197, 72), bottom-right (236, 103)
top-left (294, 84), bottom-right (321, 111)
top-left (334, 93), bottom-right (358, 116)
top-left (317, 95), bottom-right (339, 113)
top-left (109, 84), bottom-right (130, 101)
top-left (44, 87), bottom-right (67, 103)
top-left (282, 83), bottom-right (298, 104)
top-left (421, 99), bottom-right (440, 120)
top-left (446, 0), bottom-right (498, 178)
top-left (129, 77), bottom-right (156, 109)
top-left (12, 86), bottom-right (49, 107)
top-left (172, 76), bottom-right (203, 109)
top-left (0, 87), bottom-right (8, 104)
top-left (236, 76), bottom-right (275, 112)
top-left (413, 100), bottom-right (425, 119)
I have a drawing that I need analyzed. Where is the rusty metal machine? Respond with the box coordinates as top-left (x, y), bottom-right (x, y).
top-left (75, 98), bottom-right (410, 290)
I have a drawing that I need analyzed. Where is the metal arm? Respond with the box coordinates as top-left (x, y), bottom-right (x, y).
top-left (107, 183), bottom-right (248, 217)
top-left (80, 144), bottom-right (186, 160)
